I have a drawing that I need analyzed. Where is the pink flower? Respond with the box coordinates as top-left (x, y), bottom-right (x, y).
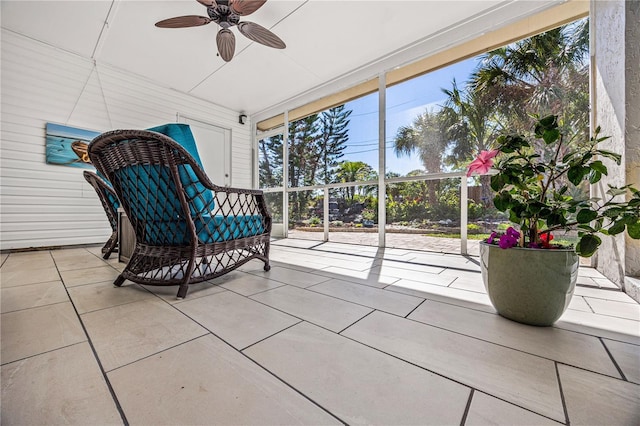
top-left (498, 227), bottom-right (520, 249)
top-left (487, 231), bottom-right (498, 244)
top-left (466, 149), bottom-right (499, 177)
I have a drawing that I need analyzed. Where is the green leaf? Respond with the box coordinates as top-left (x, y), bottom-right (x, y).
top-left (577, 209), bottom-right (598, 223)
top-left (546, 211), bottom-right (566, 227)
top-left (589, 160), bottom-right (608, 175)
top-left (568, 166), bottom-right (587, 186)
top-left (628, 221), bottom-right (640, 239)
top-left (576, 234), bottom-right (602, 257)
top-left (604, 207), bottom-right (624, 218)
top-left (607, 187), bottom-right (627, 197)
top-left (608, 220), bottom-right (626, 235)
top-left (535, 115), bottom-right (557, 135)
top-left (542, 129), bottom-right (560, 144)
top-left (588, 170), bottom-right (602, 184)
top-left (490, 174), bottom-right (506, 192)
top-left (596, 150), bottom-right (622, 165)
top-left (527, 201), bottom-right (546, 214)
top-left (493, 192), bottom-right (512, 211)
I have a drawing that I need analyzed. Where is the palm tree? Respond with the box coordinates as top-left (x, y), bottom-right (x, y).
top-left (335, 161), bottom-right (376, 202)
top-left (470, 19), bottom-right (589, 137)
top-left (440, 79), bottom-right (501, 205)
top-left (392, 109), bottom-right (447, 206)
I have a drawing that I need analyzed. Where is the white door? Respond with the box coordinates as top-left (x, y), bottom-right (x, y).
top-left (178, 116), bottom-right (231, 187)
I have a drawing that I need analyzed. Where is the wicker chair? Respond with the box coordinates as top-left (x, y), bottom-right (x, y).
top-left (88, 129), bottom-right (272, 299)
top-left (83, 170), bottom-right (119, 259)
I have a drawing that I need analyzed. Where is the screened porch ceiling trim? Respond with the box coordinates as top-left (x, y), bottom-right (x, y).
top-left (256, 0), bottom-right (588, 133)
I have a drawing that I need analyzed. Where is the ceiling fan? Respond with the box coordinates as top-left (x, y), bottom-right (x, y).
top-left (155, 0), bottom-right (285, 62)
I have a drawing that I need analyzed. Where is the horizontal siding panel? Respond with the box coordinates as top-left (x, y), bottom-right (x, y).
top-left (0, 195), bottom-right (102, 207)
top-left (0, 177), bottom-right (89, 192)
top-left (2, 167), bottom-right (92, 184)
top-left (1, 204), bottom-right (104, 215)
top-left (2, 220), bottom-right (110, 232)
top-left (1, 158), bottom-right (90, 174)
top-left (2, 233), bottom-right (112, 249)
top-left (1, 186), bottom-right (87, 199)
top-left (1, 30), bottom-right (253, 250)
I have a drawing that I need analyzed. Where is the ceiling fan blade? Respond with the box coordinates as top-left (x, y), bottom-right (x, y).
top-left (196, 0), bottom-right (217, 6)
top-left (230, 0), bottom-right (266, 16)
top-left (155, 15), bottom-right (212, 28)
top-left (237, 21), bottom-right (285, 49)
top-left (216, 28), bottom-right (236, 62)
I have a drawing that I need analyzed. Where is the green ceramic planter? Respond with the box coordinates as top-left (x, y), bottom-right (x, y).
top-left (479, 241), bottom-right (579, 326)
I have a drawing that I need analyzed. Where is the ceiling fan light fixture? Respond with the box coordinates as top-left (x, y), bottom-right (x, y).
top-left (154, 0), bottom-right (285, 62)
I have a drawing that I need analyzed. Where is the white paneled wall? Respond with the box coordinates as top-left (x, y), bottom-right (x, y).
top-left (1, 30), bottom-right (253, 250)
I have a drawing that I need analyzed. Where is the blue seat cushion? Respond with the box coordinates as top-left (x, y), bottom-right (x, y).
top-left (143, 215), bottom-right (265, 245)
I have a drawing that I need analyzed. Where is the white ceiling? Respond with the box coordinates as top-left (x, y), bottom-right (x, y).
top-left (1, 0), bottom-right (563, 118)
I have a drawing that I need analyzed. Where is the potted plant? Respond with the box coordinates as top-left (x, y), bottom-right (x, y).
top-left (467, 115), bottom-right (640, 326)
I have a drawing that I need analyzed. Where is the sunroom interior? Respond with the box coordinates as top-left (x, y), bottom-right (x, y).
top-left (1, 0), bottom-right (639, 425)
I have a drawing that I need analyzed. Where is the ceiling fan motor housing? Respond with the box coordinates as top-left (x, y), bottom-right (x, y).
top-left (208, 5), bottom-right (240, 27)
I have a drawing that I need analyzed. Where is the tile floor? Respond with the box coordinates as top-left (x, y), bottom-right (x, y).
top-left (1, 239), bottom-right (639, 425)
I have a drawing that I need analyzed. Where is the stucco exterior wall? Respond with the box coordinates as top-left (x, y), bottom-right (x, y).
top-left (624, 1), bottom-right (640, 279)
top-left (593, 0), bottom-right (640, 293)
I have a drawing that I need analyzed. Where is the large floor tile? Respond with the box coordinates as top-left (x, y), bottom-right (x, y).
top-left (590, 277), bottom-right (620, 289)
top-left (465, 391), bottom-right (558, 425)
top-left (245, 322), bottom-right (470, 425)
top-left (342, 311), bottom-right (565, 422)
top-left (272, 238), bottom-right (324, 249)
top-left (60, 265), bottom-right (121, 287)
top-left (142, 280), bottom-right (227, 303)
top-left (408, 300), bottom-right (620, 377)
top-left (67, 280), bottom-right (154, 314)
top-left (50, 248), bottom-right (94, 260)
top-left (268, 254), bottom-right (329, 271)
top-left (386, 279), bottom-right (495, 312)
top-left (176, 291), bottom-right (299, 349)
top-left (585, 297), bottom-right (640, 321)
top-left (558, 364), bottom-right (640, 425)
top-left (1, 342), bottom-right (121, 425)
top-left (250, 285), bottom-right (373, 332)
top-left (369, 264), bottom-right (448, 282)
top-left (311, 266), bottom-right (399, 288)
top-left (0, 266), bottom-right (60, 288)
top-left (573, 286), bottom-right (638, 303)
top-left (568, 295), bottom-right (593, 312)
top-left (53, 252), bottom-right (111, 271)
top-left (578, 267), bottom-right (607, 279)
top-left (447, 276), bottom-right (486, 293)
top-left (219, 272), bottom-right (287, 296)
top-left (391, 254), bottom-right (477, 271)
top-left (1, 302), bottom-right (86, 364)
top-left (1, 280), bottom-right (69, 313)
top-left (555, 309), bottom-right (640, 345)
top-left (81, 299), bottom-right (207, 371)
top-left (603, 339), bottom-right (640, 384)
top-left (0, 252), bottom-right (55, 273)
top-left (108, 334), bottom-right (340, 425)
top-left (309, 279), bottom-right (424, 316)
top-left (248, 265), bottom-right (331, 288)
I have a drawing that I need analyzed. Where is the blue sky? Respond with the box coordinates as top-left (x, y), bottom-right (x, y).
top-left (343, 58), bottom-right (478, 176)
